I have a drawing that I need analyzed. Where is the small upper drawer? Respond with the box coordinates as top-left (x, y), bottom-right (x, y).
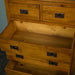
top-left (42, 5), bottom-right (75, 25)
top-left (9, 3), bottom-right (40, 21)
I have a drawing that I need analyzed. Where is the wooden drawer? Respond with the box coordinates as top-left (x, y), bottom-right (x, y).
top-left (0, 41), bottom-right (22, 54)
top-left (42, 5), bottom-right (75, 25)
top-left (5, 51), bottom-right (70, 72)
top-left (42, 47), bottom-right (71, 64)
top-left (5, 61), bottom-right (32, 75)
top-left (6, 52), bottom-right (18, 61)
top-left (8, 41), bottom-right (23, 53)
top-left (0, 39), bottom-right (72, 64)
top-left (5, 61), bottom-right (68, 75)
top-left (6, 44), bottom-right (44, 62)
top-left (5, 61), bottom-right (69, 75)
top-left (9, 3), bottom-right (40, 21)
top-left (0, 43), bottom-right (10, 51)
top-left (0, 40), bottom-right (71, 64)
top-left (42, 60), bottom-right (70, 72)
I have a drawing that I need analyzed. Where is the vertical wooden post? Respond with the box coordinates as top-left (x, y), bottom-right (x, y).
top-left (70, 32), bottom-right (75, 75)
top-left (4, 0), bottom-right (10, 23)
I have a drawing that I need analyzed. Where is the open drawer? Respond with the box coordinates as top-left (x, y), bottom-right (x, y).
top-left (0, 21), bottom-right (75, 61)
top-left (0, 21), bottom-right (74, 49)
top-left (0, 21), bottom-right (75, 74)
top-left (0, 21), bottom-right (75, 72)
top-left (5, 61), bottom-right (68, 75)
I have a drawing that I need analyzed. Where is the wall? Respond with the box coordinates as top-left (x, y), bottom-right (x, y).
top-left (0, 0), bottom-right (8, 34)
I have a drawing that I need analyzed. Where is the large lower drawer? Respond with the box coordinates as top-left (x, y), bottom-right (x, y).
top-left (5, 47), bottom-right (70, 72)
top-left (5, 61), bottom-right (69, 75)
top-left (5, 61), bottom-right (32, 75)
top-left (8, 3), bottom-right (40, 21)
top-left (42, 5), bottom-right (75, 25)
top-left (0, 40), bottom-right (71, 64)
top-left (6, 49), bottom-right (71, 72)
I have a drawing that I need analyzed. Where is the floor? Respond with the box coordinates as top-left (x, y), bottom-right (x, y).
top-left (0, 49), bottom-right (9, 75)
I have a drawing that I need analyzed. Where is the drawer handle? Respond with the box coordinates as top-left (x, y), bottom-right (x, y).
top-left (20, 9), bottom-right (28, 14)
top-left (47, 52), bottom-right (57, 57)
top-left (16, 54), bottom-right (24, 59)
top-left (49, 61), bottom-right (58, 66)
top-left (10, 45), bottom-right (19, 50)
top-left (55, 13), bottom-right (64, 18)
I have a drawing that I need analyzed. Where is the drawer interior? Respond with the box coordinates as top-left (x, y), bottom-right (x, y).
top-left (0, 21), bottom-right (75, 49)
top-left (6, 61), bottom-right (68, 75)
top-left (12, 31), bottom-right (72, 49)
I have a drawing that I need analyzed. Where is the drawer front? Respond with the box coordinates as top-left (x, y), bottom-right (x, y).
top-left (9, 3), bottom-right (40, 21)
top-left (21, 43), bottom-right (44, 58)
top-left (42, 47), bottom-right (71, 64)
top-left (43, 60), bottom-right (70, 72)
top-left (6, 52), bottom-right (18, 61)
top-left (13, 57), bottom-right (70, 72)
top-left (6, 52), bottom-right (70, 72)
top-left (0, 43), bottom-right (10, 51)
top-left (5, 62), bottom-right (32, 75)
top-left (8, 41), bottom-right (23, 53)
top-left (42, 5), bottom-right (75, 25)
top-left (0, 41), bottom-right (23, 54)
top-left (6, 61), bottom-right (69, 75)
top-left (6, 50), bottom-right (25, 62)
top-left (6, 70), bottom-right (32, 75)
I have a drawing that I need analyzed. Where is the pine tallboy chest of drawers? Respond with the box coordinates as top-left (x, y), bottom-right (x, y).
top-left (0, 0), bottom-right (75, 75)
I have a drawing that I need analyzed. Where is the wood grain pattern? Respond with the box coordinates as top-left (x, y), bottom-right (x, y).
top-left (42, 5), bottom-right (75, 25)
top-left (6, 53), bottom-right (70, 72)
top-left (2, 0), bottom-right (75, 75)
top-left (5, 61), bottom-right (68, 75)
top-left (14, 21), bottom-right (75, 38)
top-left (9, 3), bottom-right (40, 21)
top-left (5, 61), bottom-right (32, 75)
top-left (4, 41), bottom-right (71, 65)
top-left (8, 0), bottom-right (75, 6)
top-left (70, 33), bottom-right (75, 75)
top-left (0, 21), bottom-right (73, 73)
top-left (8, 0), bottom-right (75, 27)
top-left (0, 21), bottom-right (16, 39)
top-left (12, 31), bottom-right (73, 49)
top-left (6, 53), bottom-right (17, 61)
top-left (43, 47), bottom-right (71, 64)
